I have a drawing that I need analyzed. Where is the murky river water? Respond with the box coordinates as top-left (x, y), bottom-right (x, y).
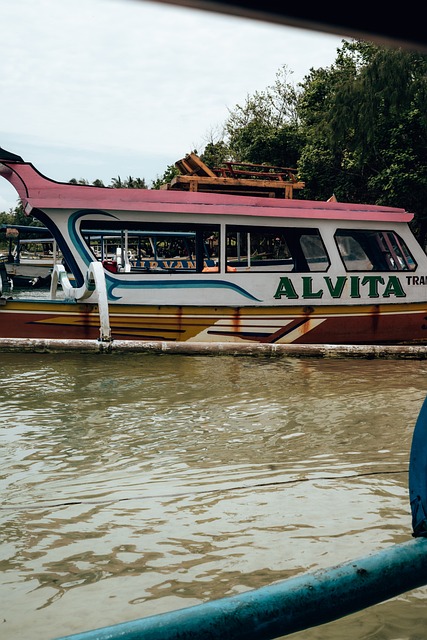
top-left (1, 350), bottom-right (427, 640)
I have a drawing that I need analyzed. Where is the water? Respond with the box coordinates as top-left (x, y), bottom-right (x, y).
top-left (1, 352), bottom-right (427, 640)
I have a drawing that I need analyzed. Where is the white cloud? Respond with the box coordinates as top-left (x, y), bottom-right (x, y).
top-left (0, 0), bottom-right (345, 209)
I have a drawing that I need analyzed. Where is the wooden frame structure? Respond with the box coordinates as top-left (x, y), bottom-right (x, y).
top-left (161, 153), bottom-right (305, 198)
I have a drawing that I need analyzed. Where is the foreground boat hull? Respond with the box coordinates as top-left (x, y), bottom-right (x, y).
top-left (2, 299), bottom-right (427, 344)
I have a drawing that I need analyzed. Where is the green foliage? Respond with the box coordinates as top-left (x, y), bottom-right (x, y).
top-left (110, 176), bottom-right (124, 188)
top-left (114, 176), bottom-right (147, 189)
top-left (68, 178), bottom-right (89, 185)
top-left (68, 176), bottom-right (147, 188)
top-left (0, 209), bottom-right (16, 226)
top-left (152, 164), bottom-right (179, 190)
top-left (0, 202), bottom-right (45, 254)
top-left (224, 65), bottom-right (304, 167)
top-left (92, 178), bottom-right (106, 187)
top-left (200, 141), bottom-right (230, 169)
top-left (205, 40), bottom-right (427, 240)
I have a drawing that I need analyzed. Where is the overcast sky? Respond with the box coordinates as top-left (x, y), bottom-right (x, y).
top-left (0, 0), bottom-right (346, 210)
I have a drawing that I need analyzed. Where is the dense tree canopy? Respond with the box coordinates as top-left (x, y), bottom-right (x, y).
top-left (298, 41), bottom-right (427, 245)
top-left (194, 41), bottom-right (427, 245)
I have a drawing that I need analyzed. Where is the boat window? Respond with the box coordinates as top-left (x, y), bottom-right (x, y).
top-left (80, 223), bottom-right (220, 273)
top-left (335, 229), bottom-right (417, 271)
top-left (225, 226), bottom-right (329, 272)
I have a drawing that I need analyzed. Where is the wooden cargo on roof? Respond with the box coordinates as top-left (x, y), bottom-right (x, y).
top-left (160, 153), bottom-right (305, 198)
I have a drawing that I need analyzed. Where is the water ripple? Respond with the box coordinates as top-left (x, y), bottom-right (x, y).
top-left (1, 353), bottom-right (426, 639)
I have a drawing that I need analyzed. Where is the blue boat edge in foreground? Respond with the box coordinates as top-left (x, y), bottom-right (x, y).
top-left (54, 397), bottom-right (427, 640)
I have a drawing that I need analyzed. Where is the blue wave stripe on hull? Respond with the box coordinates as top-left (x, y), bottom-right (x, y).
top-left (105, 277), bottom-right (262, 302)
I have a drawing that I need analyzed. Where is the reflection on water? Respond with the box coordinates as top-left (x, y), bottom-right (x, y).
top-left (1, 353), bottom-right (427, 639)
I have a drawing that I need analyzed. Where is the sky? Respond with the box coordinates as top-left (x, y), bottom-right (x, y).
top-left (0, 0), bottom-right (346, 211)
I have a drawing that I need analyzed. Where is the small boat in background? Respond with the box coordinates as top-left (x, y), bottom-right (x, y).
top-left (0, 224), bottom-right (61, 289)
top-left (1, 146), bottom-right (427, 345)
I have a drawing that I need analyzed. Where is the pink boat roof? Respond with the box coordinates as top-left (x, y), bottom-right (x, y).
top-left (0, 158), bottom-right (413, 223)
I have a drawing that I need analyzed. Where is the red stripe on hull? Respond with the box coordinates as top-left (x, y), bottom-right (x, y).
top-left (1, 304), bottom-right (427, 344)
top-left (0, 310), bottom-right (101, 340)
top-left (288, 313), bottom-right (427, 345)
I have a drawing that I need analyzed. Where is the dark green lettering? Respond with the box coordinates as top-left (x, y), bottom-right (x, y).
top-left (350, 276), bottom-right (360, 298)
top-left (302, 277), bottom-right (323, 299)
top-left (274, 277), bottom-right (298, 299)
top-left (361, 275), bottom-right (384, 298)
top-left (324, 276), bottom-right (347, 298)
top-left (383, 276), bottom-right (406, 298)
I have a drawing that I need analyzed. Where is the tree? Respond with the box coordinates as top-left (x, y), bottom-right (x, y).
top-left (297, 40), bottom-right (427, 243)
top-left (200, 140), bottom-right (230, 170)
top-left (0, 202), bottom-right (45, 245)
top-left (122, 176), bottom-right (147, 189)
top-left (152, 164), bottom-right (179, 190)
top-left (110, 176), bottom-right (124, 189)
top-left (68, 178), bottom-right (90, 185)
top-left (224, 65), bottom-right (304, 168)
top-left (0, 209), bottom-right (16, 226)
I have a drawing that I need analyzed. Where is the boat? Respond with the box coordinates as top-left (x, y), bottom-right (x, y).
top-left (1, 145), bottom-right (427, 345)
top-left (0, 224), bottom-right (62, 289)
